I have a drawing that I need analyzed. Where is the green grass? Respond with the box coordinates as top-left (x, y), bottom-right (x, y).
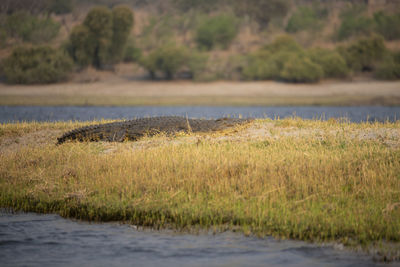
top-left (1, 119), bottom-right (400, 261)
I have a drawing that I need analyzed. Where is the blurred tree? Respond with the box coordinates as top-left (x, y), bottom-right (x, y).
top-left (263, 35), bottom-right (303, 53)
top-left (336, 3), bottom-right (373, 40)
top-left (69, 6), bottom-right (133, 68)
top-left (338, 34), bottom-right (386, 72)
top-left (69, 25), bottom-right (94, 67)
top-left (110, 5), bottom-right (134, 62)
top-left (172, 0), bottom-right (220, 12)
top-left (2, 46), bottom-right (73, 84)
top-left (4, 11), bottom-right (60, 44)
top-left (0, 0), bottom-right (50, 15)
top-left (280, 55), bottom-right (324, 83)
top-left (233, 0), bottom-right (289, 27)
top-left (140, 44), bottom-right (188, 79)
top-left (307, 48), bottom-right (350, 78)
top-left (48, 0), bottom-right (74, 15)
top-left (83, 6), bottom-right (113, 68)
top-left (337, 15), bottom-right (374, 40)
top-left (196, 14), bottom-right (238, 50)
top-left (374, 50), bottom-right (400, 80)
top-left (123, 38), bottom-right (142, 63)
top-left (373, 11), bottom-right (400, 40)
top-left (286, 6), bottom-right (328, 33)
top-left (243, 36), bottom-right (309, 81)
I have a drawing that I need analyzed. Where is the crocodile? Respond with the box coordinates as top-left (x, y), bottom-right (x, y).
top-left (57, 116), bottom-right (253, 144)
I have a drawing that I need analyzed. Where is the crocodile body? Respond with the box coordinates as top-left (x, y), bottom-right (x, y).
top-left (57, 116), bottom-right (253, 144)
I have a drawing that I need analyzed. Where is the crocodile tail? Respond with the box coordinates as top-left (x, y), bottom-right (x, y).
top-left (57, 124), bottom-right (97, 144)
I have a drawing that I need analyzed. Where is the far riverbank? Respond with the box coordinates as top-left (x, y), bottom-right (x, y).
top-left (0, 80), bottom-right (399, 106)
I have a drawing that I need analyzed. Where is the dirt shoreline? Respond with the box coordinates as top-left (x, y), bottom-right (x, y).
top-left (1, 80), bottom-right (399, 106)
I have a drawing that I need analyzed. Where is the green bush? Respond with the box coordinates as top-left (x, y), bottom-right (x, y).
top-left (83, 6), bottom-right (113, 36)
top-left (222, 55), bottom-right (249, 80)
top-left (242, 36), bottom-right (305, 81)
top-left (68, 25), bottom-right (94, 67)
top-left (186, 51), bottom-right (208, 81)
top-left (262, 35), bottom-right (303, 54)
top-left (307, 48), bottom-right (350, 78)
top-left (139, 16), bottom-right (179, 50)
top-left (337, 9), bottom-right (400, 41)
top-left (0, 61), bottom-right (4, 82)
top-left (374, 61), bottom-right (400, 80)
top-left (374, 51), bottom-right (400, 80)
top-left (0, 0), bottom-right (50, 14)
top-left (69, 6), bottom-right (133, 68)
top-left (339, 35), bottom-right (387, 72)
top-left (233, 0), bottom-right (290, 26)
top-left (242, 36), bottom-right (325, 83)
top-left (141, 44), bottom-right (188, 79)
top-left (0, 28), bottom-right (7, 48)
top-left (373, 11), bottom-right (400, 41)
top-left (110, 5), bottom-right (134, 62)
top-left (392, 51), bottom-right (400, 64)
top-left (286, 6), bottom-right (327, 33)
top-left (83, 6), bottom-right (113, 68)
top-left (242, 51), bottom-right (294, 80)
top-left (3, 12), bottom-right (27, 39)
top-left (140, 46), bottom-right (208, 81)
top-left (28, 17), bottom-right (61, 44)
top-left (242, 56), bottom-right (279, 80)
top-left (337, 16), bottom-right (374, 40)
top-left (123, 40), bottom-right (142, 63)
top-left (196, 14), bottom-right (238, 50)
top-left (336, 4), bottom-right (373, 40)
top-left (173, 0), bottom-right (219, 12)
top-left (4, 11), bottom-right (60, 44)
top-left (2, 46), bottom-right (73, 84)
top-left (280, 55), bottom-right (324, 83)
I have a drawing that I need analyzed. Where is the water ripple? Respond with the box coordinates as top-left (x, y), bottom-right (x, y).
top-left (0, 211), bottom-right (393, 267)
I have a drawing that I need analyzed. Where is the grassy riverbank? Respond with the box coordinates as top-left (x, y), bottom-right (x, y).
top-left (1, 119), bottom-right (400, 261)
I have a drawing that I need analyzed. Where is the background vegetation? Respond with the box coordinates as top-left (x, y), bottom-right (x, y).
top-left (140, 43), bottom-right (189, 79)
top-left (0, 0), bottom-right (399, 84)
top-left (286, 5), bottom-right (327, 33)
top-left (2, 46), bottom-right (73, 84)
top-left (67, 5), bottom-right (133, 68)
top-left (3, 11), bottom-right (61, 44)
top-left (195, 14), bottom-right (238, 51)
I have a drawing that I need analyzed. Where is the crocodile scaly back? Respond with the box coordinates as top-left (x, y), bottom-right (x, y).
top-left (57, 116), bottom-right (253, 144)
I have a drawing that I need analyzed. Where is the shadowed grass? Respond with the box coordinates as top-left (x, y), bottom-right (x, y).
top-left (1, 119), bottom-right (400, 261)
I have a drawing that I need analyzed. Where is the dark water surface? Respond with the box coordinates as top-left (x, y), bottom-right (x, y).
top-left (0, 212), bottom-right (390, 267)
top-left (1, 106), bottom-right (400, 123)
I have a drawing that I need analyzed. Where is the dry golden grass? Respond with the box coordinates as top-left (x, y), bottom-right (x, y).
top-left (1, 118), bottom-right (400, 260)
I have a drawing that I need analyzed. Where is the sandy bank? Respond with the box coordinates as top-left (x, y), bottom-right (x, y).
top-left (0, 80), bottom-right (399, 106)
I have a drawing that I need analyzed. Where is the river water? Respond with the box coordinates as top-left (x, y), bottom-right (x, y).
top-left (1, 106), bottom-right (400, 123)
top-left (0, 211), bottom-right (390, 267)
